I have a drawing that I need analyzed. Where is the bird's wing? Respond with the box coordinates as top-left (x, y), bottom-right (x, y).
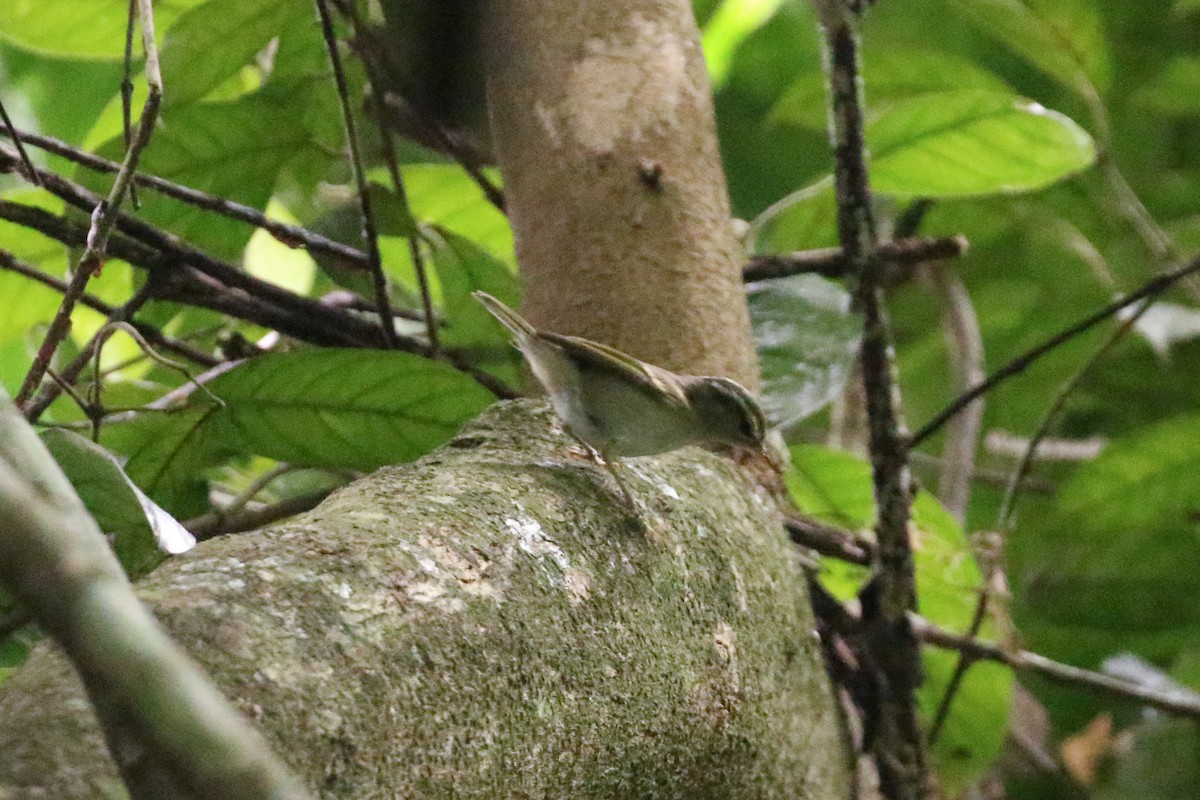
top-left (544, 332), bottom-right (690, 409)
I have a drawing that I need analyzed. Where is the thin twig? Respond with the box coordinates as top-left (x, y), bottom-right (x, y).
top-left (0, 126), bottom-right (374, 272)
top-left (911, 250), bottom-right (1200, 448)
top-left (314, 0), bottom-right (400, 349)
top-left (0, 247), bottom-right (218, 367)
top-left (26, 283), bottom-right (158, 423)
top-left (743, 235), bottom-right (967, 282)
top-left (14, 0), bottom-right (162, 410)
top-left (122, 0), bottom-right (140, 208)
top-left (813, 1), bottom-right (927, 795)
top-left (374, 99), bottom-right (440, 354)
top-left (0, 99), bottom-right (38, 186)
top-left (997, 303), bottom-right (1147, 528)
top-left (911, 614), bottom-right (1200, 720)
top-left (379, 92), bottom-right (506, 213)
top-left (926, 266), bottom-right (984, 523)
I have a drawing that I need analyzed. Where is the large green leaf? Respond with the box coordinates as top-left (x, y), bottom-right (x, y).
top-left (942, 0), bottom-right (1111, 96)
top-left (41, 428), bottom-right (195, 577)
top-left (81, 93), bottom-right (317, 258)
top-left (869, 90), bottom-right (1096, 197)
top-left (786, 444), bottom-right (1012, 794)
top-left (200, 349), bottom-right (495, 470)
top-left (772, 47), bottom-right (1013, 132)
top-left (747, 275), bottom-right (860, 429)
top-left (159, 0), bottom-right (300, 108)
top-left (0, 0), bottom-right (202, 60)
top-left (104, 404), bottom-right (226, 518)
top-left (1010, 414), bottom-right (1200, 663)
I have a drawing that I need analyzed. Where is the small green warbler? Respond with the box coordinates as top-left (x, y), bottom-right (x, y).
top-left (474, 291), bottom-right (767, 504)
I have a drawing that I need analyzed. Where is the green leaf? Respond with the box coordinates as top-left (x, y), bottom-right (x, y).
top-left (403, 164), bottom-right (512, 262)
top-left (159, 0), bottom-right (300, 108)
top-left (1134, 57), bottom-right (1200, 117)
top-left (41, 428), bottom-right (195, 577)
top-left (428, 227), bottom-right (520, 348)
top-left (771, 47), bottom-right (1012, 131)
top-left (747, 275), bottom-right (861, 429)
top-left (702, 0), bottom-right (785, 88)
top-left (103, 404), bottom-right (226, 518)
top-left (785, 444), bottom-right (1012, 793)
top-left (869, 91), bottom-right (1097, 197)
top-left (943, 0), bottom-right (1111, 95)
top-left (0, 0), bottom-right (203, 60)
top-left (200, 349), bottom-right (495, 470)
top-left (1010, 414), bottom-right (1200, 663)
top-left (749, 176), bottom-right (839, 253)
top-left (81, 93), bottom-right (317, 258)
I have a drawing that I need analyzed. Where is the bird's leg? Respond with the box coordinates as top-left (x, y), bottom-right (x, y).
top-left (596, 450), bottom-right (637, 511)
top-left (563, 431), bottom-right (637, 510)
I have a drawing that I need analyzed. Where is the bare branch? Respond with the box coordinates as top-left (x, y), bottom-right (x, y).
top-left (314, 0), bottom-right (400, 349)
top-left (911, 249), bottom-right (1200, 448)
top-left (812, 1), bottom-right (928, 793)
top-left (743, 235), bottom-right (967, 282)
top-left (14, 0), bottom-right (163, 410)
top-left (912, 615), bottom-right (1200, 720)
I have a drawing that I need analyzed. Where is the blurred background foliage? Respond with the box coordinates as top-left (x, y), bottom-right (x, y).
top-left (2, 0), bottom-right (1199, 796)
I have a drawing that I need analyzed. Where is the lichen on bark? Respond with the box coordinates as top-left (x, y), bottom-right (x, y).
top-left (0, 401), bottom-right (851, 799)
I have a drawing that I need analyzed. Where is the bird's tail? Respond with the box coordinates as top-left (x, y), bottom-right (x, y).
top-left (473, 291), bottom-right (535, 345)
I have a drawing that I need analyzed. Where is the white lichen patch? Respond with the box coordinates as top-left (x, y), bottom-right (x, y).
top-left (504, 511), bottom-right (590, 603)
top-left (563, 14), bottom-right (698, 152)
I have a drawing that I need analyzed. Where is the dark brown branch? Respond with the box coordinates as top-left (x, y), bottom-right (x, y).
top-left (186, 489), bottom-right (336, 540)
top-left (784, 513), bottom-right (873, 565)
top-left (743, 235), bottom-right (967, 282)
top-left (813, 1), bottom-right (927, 796)
top-left (0, 126), bottom-right (373, 272)
top-left (911, 615), bottom-right (1200, 720)
top-left (910, 249), bottom-right (1200, 448)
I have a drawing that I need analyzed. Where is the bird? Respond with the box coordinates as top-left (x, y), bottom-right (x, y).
top-left (473, 291), bottom-right (767, 507)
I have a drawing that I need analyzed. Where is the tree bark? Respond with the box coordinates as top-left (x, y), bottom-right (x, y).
top-left (0, 402), bottom-right (851, 798)
top-left (486, 0), bottom-right (758, 389)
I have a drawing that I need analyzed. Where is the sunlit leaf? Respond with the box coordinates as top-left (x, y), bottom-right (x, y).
top-left (159, 0), bottom-right (300, 108)
top-left (869, 91), bottom-right (1096, 197)
top-left (0, 0), bottom-right (202, 60)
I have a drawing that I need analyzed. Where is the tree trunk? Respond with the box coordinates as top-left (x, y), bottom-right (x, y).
top-left (486, 0), bottom-right (758, 388)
